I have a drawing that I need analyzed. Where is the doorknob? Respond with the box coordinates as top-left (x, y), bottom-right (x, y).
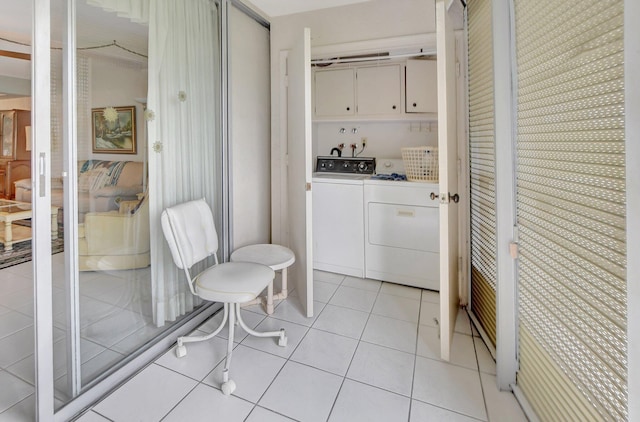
top-left (431, 192), bottom-right (459, 203)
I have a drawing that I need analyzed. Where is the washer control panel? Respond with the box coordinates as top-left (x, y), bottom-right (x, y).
top-left (316, 157), bottom-right (376, 175)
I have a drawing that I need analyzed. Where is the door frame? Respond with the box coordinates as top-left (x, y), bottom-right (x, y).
top-left (33, 0), bottom-right (55, 419)
top-left (491, 0), bottom-right (519, 391)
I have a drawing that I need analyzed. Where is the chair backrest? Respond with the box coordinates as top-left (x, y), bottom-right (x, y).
top-left (161, 198), bottom-right (219, 270)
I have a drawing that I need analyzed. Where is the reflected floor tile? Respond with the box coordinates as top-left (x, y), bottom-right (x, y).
top-left (80, 309), bottom-right (148, 348)
top-left (0, 370), bottom-right (33, 413)
top-left (0, 311), bottom-right (32, 341)
top-left (0, 393), bottom-right (37, 422)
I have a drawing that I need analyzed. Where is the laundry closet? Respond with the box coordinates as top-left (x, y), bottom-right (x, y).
top-left (311, 54), bottom-right (442, 291)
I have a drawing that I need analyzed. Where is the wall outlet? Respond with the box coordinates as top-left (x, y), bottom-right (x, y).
top-left (361, 137), bottom-right (367, 147)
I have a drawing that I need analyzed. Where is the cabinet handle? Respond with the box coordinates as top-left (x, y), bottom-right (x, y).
top-left (396, 209), bottom-right (415, 217)
top-left (413, 102), bottom-right (417, 107)
top-left (392, 105), bottom-right (396, 110)
top-left (346, 107), bottom-right (350, 111)
top-left (430, 192), bottom-right (438, 201)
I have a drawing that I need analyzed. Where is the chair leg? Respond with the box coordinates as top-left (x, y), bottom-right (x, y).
top-left (235, 303), bottom-right (288, 347)
top-left (265, 280), bottom-right (274, 314)
top-left (176, 303), bottom-right (228, 358)
top-left (221, 303), bottom-right (236, 396)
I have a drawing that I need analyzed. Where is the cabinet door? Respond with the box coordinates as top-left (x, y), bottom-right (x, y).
top-left (1, 111), bottom-right (15, 159)
top-left (314, 68), bottom-right (355, 117)
top-left (406, 59), bottom-right (438, 113)
top-left (356, 65), bottom-right (401, 115)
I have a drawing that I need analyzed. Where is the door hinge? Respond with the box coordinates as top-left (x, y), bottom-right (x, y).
top-left (306, 182), bottom-right (311, 191)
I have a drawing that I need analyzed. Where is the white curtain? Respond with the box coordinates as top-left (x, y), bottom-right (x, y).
top-left (147, 0), bottom-right (220, 326)
top-left (86, 0), bottom-right (149, 24)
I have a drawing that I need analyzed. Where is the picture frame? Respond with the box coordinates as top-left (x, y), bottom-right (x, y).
top-left (91, 106), bottom-right (137, 154)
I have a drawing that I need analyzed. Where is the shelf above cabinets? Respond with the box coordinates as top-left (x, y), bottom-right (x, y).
top-left (312, 59), bottom-right (437, 122)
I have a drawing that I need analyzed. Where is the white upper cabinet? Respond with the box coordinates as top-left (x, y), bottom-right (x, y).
top-left (313, 59), bottom-right (437, 120)
top-left (356, 65), bottom-right (401, 115)
top-left (405, 59), bottom-right (438, 113)
top-left (314, 68), bottom-right (355, 117)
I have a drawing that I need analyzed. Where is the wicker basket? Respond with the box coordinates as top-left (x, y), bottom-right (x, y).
top-left (401, 146), bottom-right (439, 182)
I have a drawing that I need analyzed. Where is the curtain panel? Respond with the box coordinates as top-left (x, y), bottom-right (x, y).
top-left (146, 0), bottom-right (220, 326)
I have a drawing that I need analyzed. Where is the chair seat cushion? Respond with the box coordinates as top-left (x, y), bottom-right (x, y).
top-left (230, 244), bottom-right (296, 271)
top-left (194, 262), bottom-right (275, 303)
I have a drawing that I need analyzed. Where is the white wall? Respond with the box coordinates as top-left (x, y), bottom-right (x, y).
top-left (230, 5), bottom-right (271, 249)
top-left (89, 57), bottom-right (147, 162)
top-left (269, 0), bottom-right (436, 244)
top-left (314, 121), bottom-right (437, 160)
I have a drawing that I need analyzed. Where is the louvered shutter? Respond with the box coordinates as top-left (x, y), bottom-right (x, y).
top-left (467, 0), bottom-right (497, 346)
top-left (513, 1), bottom-right (627, 420)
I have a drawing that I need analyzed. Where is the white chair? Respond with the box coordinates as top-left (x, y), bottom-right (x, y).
top-left (231, 244), bottom-right (295, 314)
top-left (160, 198), bottom-right (287, 396)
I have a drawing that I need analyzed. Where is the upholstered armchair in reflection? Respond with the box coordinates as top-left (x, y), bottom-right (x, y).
top-left (78, 193), bottom-right (150, 271)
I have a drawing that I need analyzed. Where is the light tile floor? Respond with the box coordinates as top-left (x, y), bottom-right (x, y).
top-left (0, 254), bottom-right (168, 421)
top-left (77, 271), bottom-right (528, 422)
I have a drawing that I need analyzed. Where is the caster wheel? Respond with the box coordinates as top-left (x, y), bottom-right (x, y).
top-left (278, 330), bottom-right (288, 347)
top-left (221, 379), bottom-right (236, 396)
top-left (175, 345), bottom-right (187, 358)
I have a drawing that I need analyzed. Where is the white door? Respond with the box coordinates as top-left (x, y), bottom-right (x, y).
top-left (436, 0), bottom-right (462, 361)
top-left (287, 28), bottom-right (314, 317)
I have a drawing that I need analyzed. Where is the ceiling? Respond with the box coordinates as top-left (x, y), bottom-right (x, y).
top-left (244, 0), bottom-right (372, 17)
top-left (0, 0), bottom-right (372, 97)
top-left (0, 0), bottom-right (148, 96)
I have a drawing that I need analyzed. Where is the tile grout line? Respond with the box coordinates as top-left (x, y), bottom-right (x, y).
top-left (324, 279), bottom-right (381, 421)
top-left (469, 308), bottom-right (491, 422)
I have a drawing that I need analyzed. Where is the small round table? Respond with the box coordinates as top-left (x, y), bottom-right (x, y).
top-left (230, 244), bottom-right (295, 314)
